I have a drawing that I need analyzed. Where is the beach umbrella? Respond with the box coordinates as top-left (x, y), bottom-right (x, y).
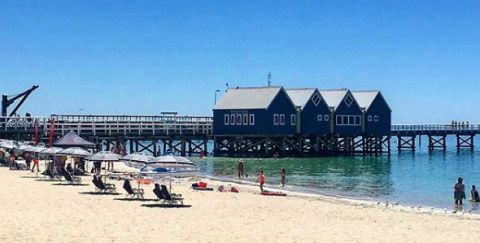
top-left (59, 147), bottom-right (91, 157)
top-left (87, 151), bottom-right (121, 162)
top-left (40, 147), bottom-right (64, 155)
top-left (0, 140), bottom-right (16, 149)
top-left (121, 152), bottom-right (153, 163)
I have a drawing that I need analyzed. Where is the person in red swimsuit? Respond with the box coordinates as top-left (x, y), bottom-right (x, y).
top-left (257, 170), bottom-right (265, 192)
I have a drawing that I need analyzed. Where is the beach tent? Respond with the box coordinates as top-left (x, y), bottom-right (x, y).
top-left (53, 131), bottom-right (94, 148)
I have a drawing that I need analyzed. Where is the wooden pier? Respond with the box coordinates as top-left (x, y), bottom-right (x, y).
top-left (1, 116), bottom-right (479, 156)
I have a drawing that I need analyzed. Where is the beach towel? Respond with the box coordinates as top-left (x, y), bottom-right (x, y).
top-left (261, 190), bottom-right (287, 196)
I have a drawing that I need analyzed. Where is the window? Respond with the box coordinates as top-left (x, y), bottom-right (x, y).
top-left (317, 114), bottom-right (323, 121)
top-left (355, 116), bottom-right (361, 125)
top-left (291, 114), bottom-right (296, 125)
top-left (249, 114), bottom-right (255, 125)
top-left (344, 94), bottom-right (354, 107)
top-left (324, 115), bottom-right (329, 121)
top-left (230, 114), bottom-right (236, 125)
top-left (368, 115), bottom-right (373, 122)
top-left (224, 114), bottom-right (230, 125)
top-left (273, 114), bottom-right (279, 125)
top-left (279, 114), bottom-right (285, 125)
top-left (311, 93), bottom-right (321, 106)
top-left (243, 114), bottom-right (248, 125)
top-left (336, 115), bottom-right (343, 125)
top-left (336, 115), bottom-right (361, 126)
top-left (236, 114), bottom-right (242, 125)
top-left (374, 115), bottom-right (379, 122)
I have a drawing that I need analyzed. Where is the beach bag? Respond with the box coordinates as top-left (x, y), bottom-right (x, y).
top-left (198, 181), bottom-right (207, 188)
top-left (191, 183), bottom-right (199, 188)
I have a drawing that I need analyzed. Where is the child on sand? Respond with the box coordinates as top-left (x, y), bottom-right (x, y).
top-left (257, 170), bottom-right (265, 192)
top-left (454, 177), bottom-right (466, 205)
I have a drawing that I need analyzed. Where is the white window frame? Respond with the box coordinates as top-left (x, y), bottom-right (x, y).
top-left (368, 115), bottom-right (373, 122)
top-left (354, 116), bottom-right (361, 125)
top-left (273, 114), bottom-right (279, 125)
top-left (374, 115), bottom-right (379, 122)
top-left (230, 114), bottom-right (236, 125)
top-left (236, 114), bottom-right (242, 125)
top-left (317, 114), bottom-right (322, 121)
top-left (324, 115), bottom-right (329, 121)
top-left (243, 114), bottom-right (248, 125)
top-left (291, 114), bottom-right (296, 125)
top-left (224, 114), bottom-right (230, 125)
top-left (336, 115), bottom-right (361, 126)
top-left (249, 114), bottom-right (255, 126)
top-left (336, 115), bottom-right (343, 125)
top-left (279, 114), bottom-right (285, 125)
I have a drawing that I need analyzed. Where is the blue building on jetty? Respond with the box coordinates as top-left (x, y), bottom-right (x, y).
top-left (352, 91), bottom-right (392, 136)
top-left (213, 86), bottom-right (297, 135)
top-left (286, 88), bottom-right (331, 135)
top-left (319, 89), bottom-right (363, 136)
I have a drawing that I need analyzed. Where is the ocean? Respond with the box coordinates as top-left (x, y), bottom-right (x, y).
top-left (195, 136), bottom-right (480, 212)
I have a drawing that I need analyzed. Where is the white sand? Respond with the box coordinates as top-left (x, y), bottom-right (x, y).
top-left (1, 166), bottom-right (480, 243)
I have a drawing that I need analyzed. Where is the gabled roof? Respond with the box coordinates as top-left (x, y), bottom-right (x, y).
top-left (319, 89), bottom-right (348, 110)
top-left (352, 90), bottom-right (391, 112)
top-left (54, 130), bottom-right (95, 148)
top-left (285, 88), bottom-right (316, 110)
top-left (213, 86), bottom-right (284, 110)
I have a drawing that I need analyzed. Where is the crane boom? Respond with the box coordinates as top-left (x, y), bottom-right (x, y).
top-left (1, 85), bottom-right (39, 117)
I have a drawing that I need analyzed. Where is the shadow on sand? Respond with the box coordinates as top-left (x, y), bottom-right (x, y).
top-left (114, 198), bottom-right (158, 202)
top-left (141, 204), bottom-right (192, 208)
top-left (78, 191), bottom-right (121, 196)
top-left (51, 183), bottom-right (90, 186)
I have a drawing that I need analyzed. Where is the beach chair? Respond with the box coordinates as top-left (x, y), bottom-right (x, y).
top-left (153, 184), bottom-right (166, 204)
top-left (161, 184), bottom-right (183, 205)
top-left (62, 170), bottom-right (82, 185)
top-left (46, 167), bottom-right (62, 181)
top-left (92, 175), bottom-right (116, 194)
top-left (123, 179), bottom-right (144, 199)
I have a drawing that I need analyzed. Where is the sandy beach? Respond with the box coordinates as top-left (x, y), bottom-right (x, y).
top-left (1, 165), bottom-right (480, 243)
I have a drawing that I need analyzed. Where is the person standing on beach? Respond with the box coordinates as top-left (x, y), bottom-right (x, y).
top-left (280, 168), bottom-right (286, 187)
top-left (23, 152), bottom-right (32, 170)
top-left (238, 160), bottom-right (244, 178)
top-left (31, 153), bottom-right (40, 173)
top-left (454, 177), bottom-right (466, 206)
top-left (257, 170), bottom-right (265, 192)
top-left (471, 185), bottom-right (480, 202)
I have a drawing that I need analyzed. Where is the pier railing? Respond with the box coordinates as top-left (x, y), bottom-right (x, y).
top-left (391, 124), bottom-right (480, 133)
top-left (0, 115), bottom-right (213, 137)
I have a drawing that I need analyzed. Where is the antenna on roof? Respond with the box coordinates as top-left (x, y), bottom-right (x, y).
top-left (267, 72), bottom-right (271, 87)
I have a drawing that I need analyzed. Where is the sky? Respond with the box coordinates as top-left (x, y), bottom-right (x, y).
top-left (1, 0), bottom-right (479, 123)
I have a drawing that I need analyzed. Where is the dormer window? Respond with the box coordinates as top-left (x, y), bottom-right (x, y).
top-left (311, 93), bottom-right (321, 106)
top-left (344, 94), bottom-right (353, 107)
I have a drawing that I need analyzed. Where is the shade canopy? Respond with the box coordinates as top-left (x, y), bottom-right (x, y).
top-left (53, 131), bottom-right (95, 148)
top-left (152, 155), bottom-right (194, 165)
top-left (16, 144), bottom-right (46, 153)
top-left (59, 147), bottom-right (91, 157)
top-left (87, 151), bottom-right (121, 162)
top-left (0, 140), bottom-right (17, 149)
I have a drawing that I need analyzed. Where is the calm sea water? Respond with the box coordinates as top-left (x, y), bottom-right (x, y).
top-left (194, 136), bottom-right (480, 212)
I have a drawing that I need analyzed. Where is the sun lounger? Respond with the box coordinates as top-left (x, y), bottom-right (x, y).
top-left (161, 184), bottom-right (183, 205)
top-left (153, 184), bottom-right (166, 204)
top-left (92, 175), bottom-right (116, 194)
top-left (46, 168), bottom-right (62, 181)
top-left (62, 170), bottom-right (82, 184)
top-left (123, 179), bottom-right (144, 199)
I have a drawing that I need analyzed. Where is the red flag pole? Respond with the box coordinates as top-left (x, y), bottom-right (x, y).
top-left (34, 118), bottom-right (39, 145)
top-left (48, 118), bottom-right (55, 147)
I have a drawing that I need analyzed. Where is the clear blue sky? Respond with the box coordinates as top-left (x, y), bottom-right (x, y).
top-left (1, 0), bottom-right (479, 123)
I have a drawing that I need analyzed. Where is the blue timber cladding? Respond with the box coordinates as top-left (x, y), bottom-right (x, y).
top-left (286, 89), bottom-right (331, 135)
top-left (213, 87), bottom-right (297, 135)
top-left (352, 91), bottom-right (392, 136)
top-left (320, 89), bottom-right (363, 136)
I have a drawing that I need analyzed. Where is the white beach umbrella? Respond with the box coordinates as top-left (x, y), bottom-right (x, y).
top-left (87, 151), bottom-right (121, 162)
top-left (59, 147), bottom-right (91, 157)
top-left (0, 140), bottom-right (16, 149)
top-left (121, 152), bottom-right (154, 163)
top-left (152, 155), bottom-right (194, 164)
top-left (40, 147), bottom-right (64, 155)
